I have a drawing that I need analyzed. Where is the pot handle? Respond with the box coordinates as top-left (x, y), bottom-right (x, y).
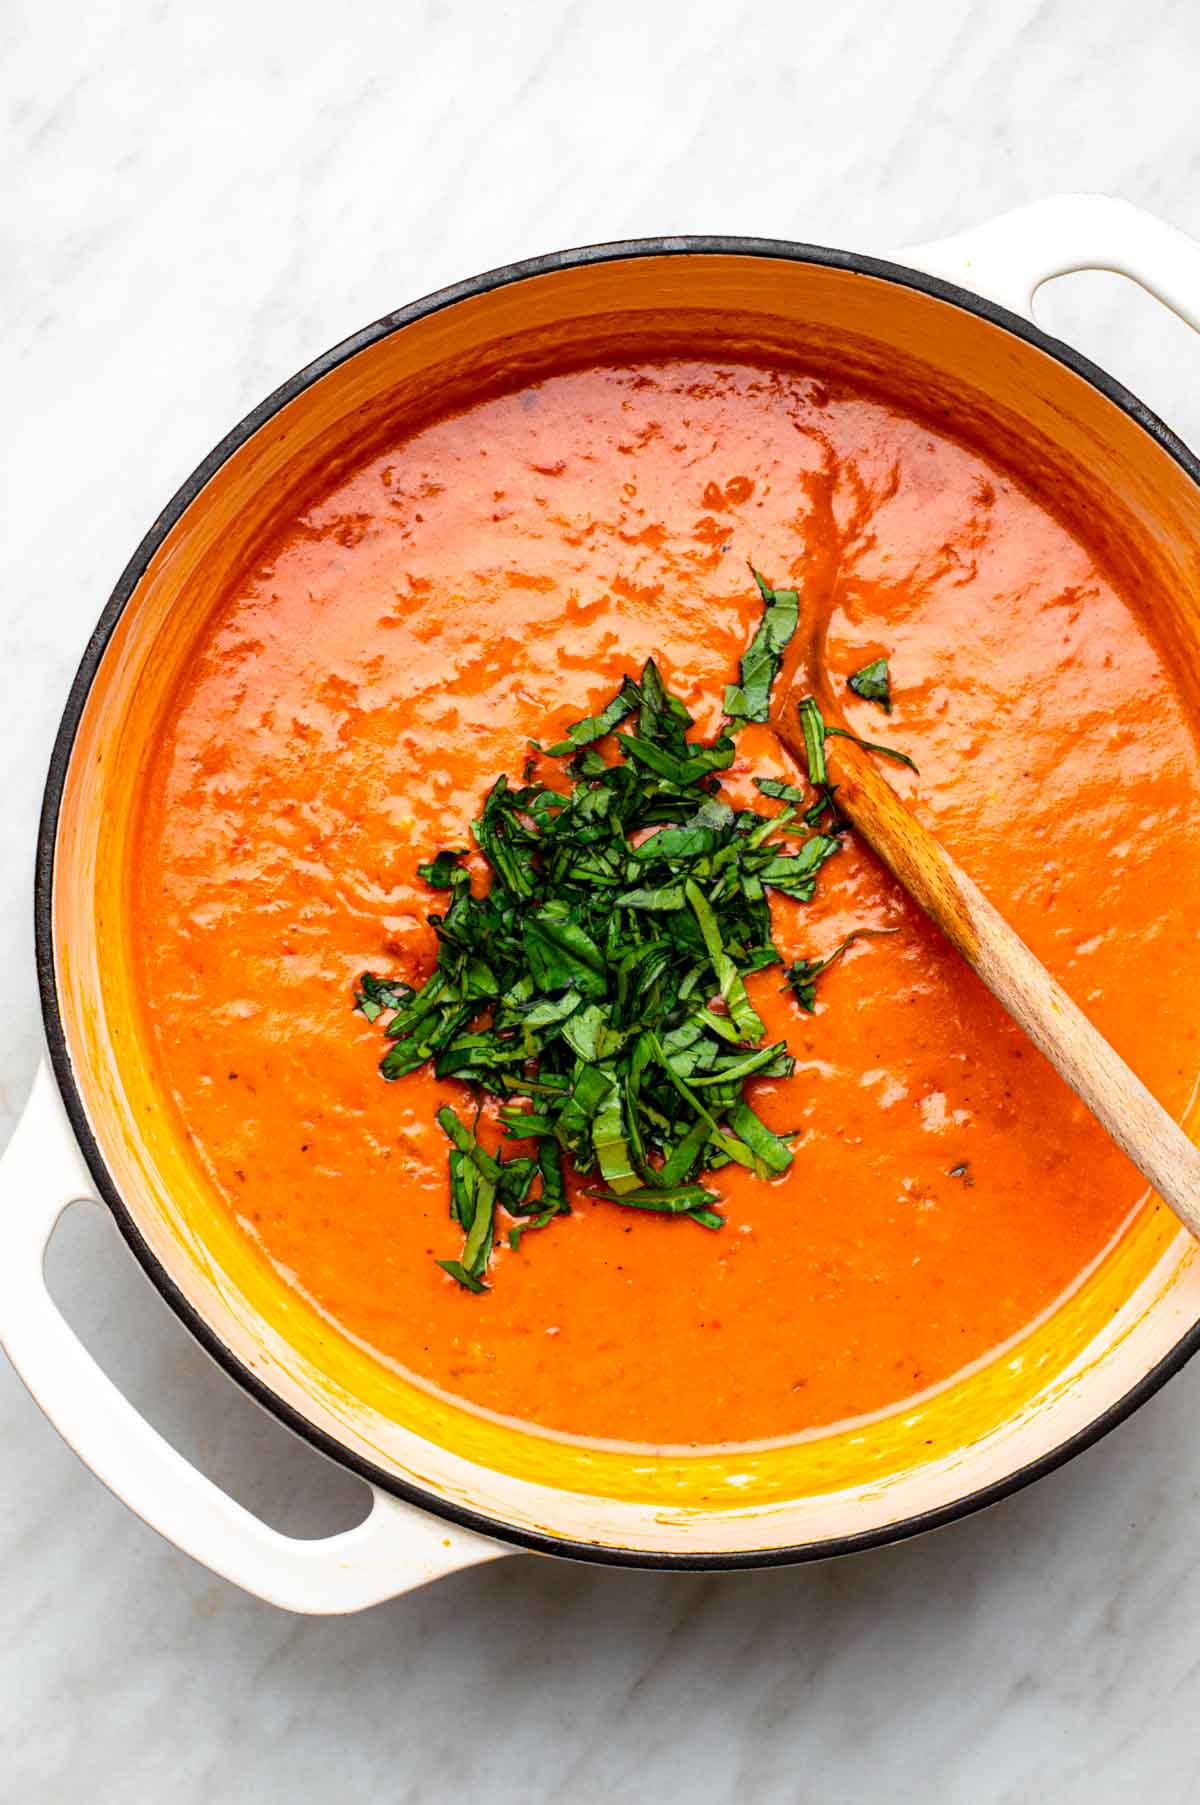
top-left (0, 1062), bottom-right (512, 1614)
top-left (900, 192), bottom-right (1200, 328)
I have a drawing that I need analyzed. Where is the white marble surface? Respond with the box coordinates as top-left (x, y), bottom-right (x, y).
top-left (6, 1), bottom-right (1200, 1798)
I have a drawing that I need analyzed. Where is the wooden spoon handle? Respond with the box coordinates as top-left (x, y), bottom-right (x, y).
top-left (825, 733), bottom-right (1200, 1239)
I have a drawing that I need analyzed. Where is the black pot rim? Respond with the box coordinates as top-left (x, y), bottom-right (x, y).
top-left (35, 232), bottom-right (1200, 1573)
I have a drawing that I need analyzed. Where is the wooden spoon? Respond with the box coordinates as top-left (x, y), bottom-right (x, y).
top-left (770, 619), bottom-right (1200, 1241)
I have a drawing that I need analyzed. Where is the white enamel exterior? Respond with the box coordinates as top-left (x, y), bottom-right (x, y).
top-left (0, 1065), bottom-right (512, 1611)
top-left (3, 194), bottom-right (1200, 1613)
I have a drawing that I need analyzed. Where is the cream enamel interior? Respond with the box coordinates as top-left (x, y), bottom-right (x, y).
top-left (51, 251), bottom-right (1200, 1555)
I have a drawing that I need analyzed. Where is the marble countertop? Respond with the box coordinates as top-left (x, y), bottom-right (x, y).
top-left (7, 2), bottom-right (1200, 1798)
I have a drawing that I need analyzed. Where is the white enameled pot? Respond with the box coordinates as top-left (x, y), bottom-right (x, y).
top-left (4, 194), bottom-right (1200, 1613)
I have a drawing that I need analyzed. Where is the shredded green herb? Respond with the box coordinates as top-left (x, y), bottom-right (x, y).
top-left (355, 569), bottom-right (894, 1291)
top-left (848, 657), bottom-right (892, 713)
top-left (723, 570), bottom-right (800, 724)
top-left (796, 696), bottom-right (829, 787)
top-left (826, 723), bottom-right (918, 773)
top-left (784, 927), bottom-right (900, 1012)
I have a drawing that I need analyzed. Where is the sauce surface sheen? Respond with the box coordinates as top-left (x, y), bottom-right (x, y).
top-left (133, 361), bottom-right (1200, 1447)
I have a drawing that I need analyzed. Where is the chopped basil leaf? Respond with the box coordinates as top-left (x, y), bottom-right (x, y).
top-left (723, 568), bottom-right (800, 724)
top-left (784, 927), bottom-right (900, 1012)
top-left (545, 678), bottom-right (640, 755)
top-left (354, 972), bottom-right (413, 1022)
top-left (754, 777), bottom-right (807, 805)
top-left (418, 848), bottom-right (470, 888)
top-left (848, 658), bottom-right (892, 713)
top-left (437, 1258), bottom-right (488, 1293)
top-left (825, 724), bottom-right (918, 773)
top-left (796, 696), bottom-right (828, 786)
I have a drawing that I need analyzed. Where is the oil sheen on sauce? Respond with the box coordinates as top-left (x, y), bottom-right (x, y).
top-left (132, 362), bottom-right (1200, 1448)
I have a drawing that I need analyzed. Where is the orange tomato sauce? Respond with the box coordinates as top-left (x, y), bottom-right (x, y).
top-left (132, 360), bottom-right (1200, 1448)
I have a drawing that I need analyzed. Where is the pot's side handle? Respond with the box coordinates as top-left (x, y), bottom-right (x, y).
top-left (0, 1063), bottom-right (512, 1614)
top-left (900, 192), bottom-right (1200, 328)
